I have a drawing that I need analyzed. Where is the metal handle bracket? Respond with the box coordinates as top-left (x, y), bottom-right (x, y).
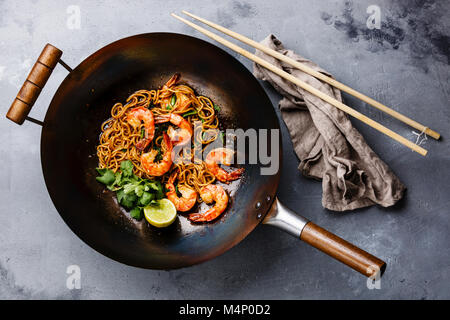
top-left (263, 198), bottom-right (309, 237)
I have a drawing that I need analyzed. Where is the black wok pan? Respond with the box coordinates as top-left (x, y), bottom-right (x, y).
top-left (6, 33), bottom-right (385, 278)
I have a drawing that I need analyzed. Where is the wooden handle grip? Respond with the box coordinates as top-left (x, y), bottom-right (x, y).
top-left (300, 222), bottom-right (386, 278)
top-left (6, 44), bottom-right (63, 125)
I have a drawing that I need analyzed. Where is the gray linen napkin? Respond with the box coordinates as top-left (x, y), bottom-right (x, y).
top-left (253, 34), bottom-right (406, 211)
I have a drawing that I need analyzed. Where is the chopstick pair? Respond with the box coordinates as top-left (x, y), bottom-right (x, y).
top-left (171, 11), bottom-right (440, 156)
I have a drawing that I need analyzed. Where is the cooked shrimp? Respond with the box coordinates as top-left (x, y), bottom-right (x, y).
top-left (155, 113), bottom-right (193, 146)
top-left (205, 148), bottom-right (244, 183)
top-left (126, 107), bottom-right (155, 150)
top-left (159, 74), bottom-right (194, 112)
top-left (189, 184), bottom-right (229, 222)
top-left (166, 173), bottom-right (198, 212)
top-left (141, 133), bottom-right (173, 176)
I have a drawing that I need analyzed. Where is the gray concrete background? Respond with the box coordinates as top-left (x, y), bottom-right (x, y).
top-left (0, 0), bottom-right (449, 299)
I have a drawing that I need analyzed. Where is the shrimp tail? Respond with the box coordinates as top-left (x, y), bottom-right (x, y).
top-left (228, 168), bottom-right (244, 180)
top-left (188, 212), bottom-right (208, 222)
top-left (164, 73), bottom-right (180, 88)
top-left (154, 115), bottom-right (169, 124)
top-left (163, 132), bottom-right (172, 151)
top-left (136, 139), bottom-right (149, 151)
top-left (168, 172), bottom-right (177, 185)
top-left (188, 209), bottom-right (219, 222)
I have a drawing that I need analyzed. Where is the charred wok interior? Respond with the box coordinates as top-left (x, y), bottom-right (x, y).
top-left (41, 33), bottom-right (280, 269)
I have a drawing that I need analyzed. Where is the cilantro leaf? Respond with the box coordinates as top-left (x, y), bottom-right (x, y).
top-left (96, 168), bottom-right (107, 175)
top-left (123, 181), bottom-right (141, 195)
top-left (130, 207), bottom-right (143, 220)
top-left (105, 171), bottom-right (124, 191)
top-left (155, 188), bottom-right (164, 200)
top-left (213, 104), bottom-right (221, 112)
top-left (96, 168), bottom-right (115, 186)
top-left (147, 181), bottom-right (164, 199)
top-left (120, 160), bottom-right (134, 177)
top-left (135, 185), bottom-right (145, 197)
top-left (117, 189), bottom-right (137, 209)
top-left (114, 171), bottom-right (123, 185)
top-left (139, 192), bottom-right (155, 206)
top-left (117, 189), bottom-right (125, 203)
top-left (145, 181), bottom-right (162, 192)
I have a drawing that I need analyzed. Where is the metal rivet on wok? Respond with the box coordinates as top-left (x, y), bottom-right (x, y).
top-left (257, 213), bottom-right (263, 219)
top-left (255, 202), bottom-right (262, 209)
top-left (266, 196), bottom-right (271, 203)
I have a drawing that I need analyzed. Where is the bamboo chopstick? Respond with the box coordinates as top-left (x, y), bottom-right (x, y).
top-left (171, 13), bottom-right (428, 156)
top-left (181, 10), bottom-right (440, 141)
top-left (181, 10), bottom-right (440, 140)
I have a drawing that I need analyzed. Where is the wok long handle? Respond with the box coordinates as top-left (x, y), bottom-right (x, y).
top-left (263, 199), bottom-right (386, 278)
top-left (6, 44), bottom-right (63, 125)
top-left (300, 222), bottom-right (386, 278)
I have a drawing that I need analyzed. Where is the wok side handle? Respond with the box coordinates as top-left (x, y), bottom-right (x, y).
top-left (263, 198), bottom-right (386, 278)
top-left (6, 44), bottom-right (63, 125)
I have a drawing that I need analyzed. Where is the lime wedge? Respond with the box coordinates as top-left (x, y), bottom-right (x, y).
top-left (144, 199), bottom-right (177, 228)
